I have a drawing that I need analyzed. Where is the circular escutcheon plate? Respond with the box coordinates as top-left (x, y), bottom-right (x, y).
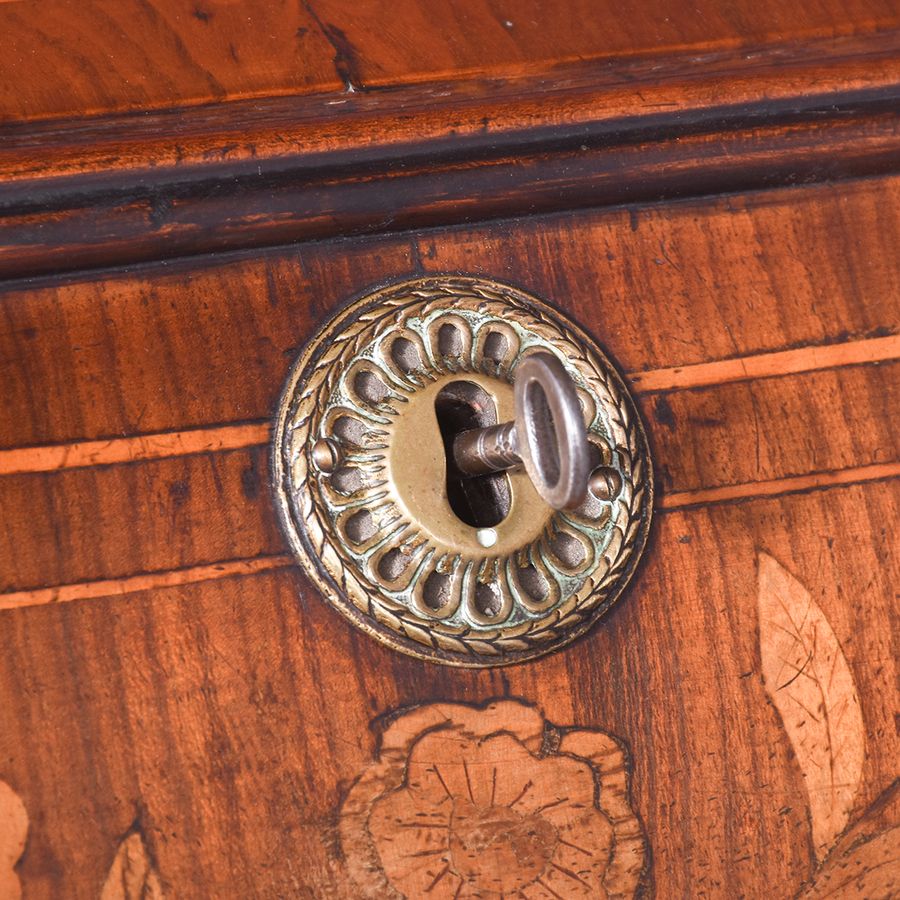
top-left (272, 276), bottom-right (653, 666)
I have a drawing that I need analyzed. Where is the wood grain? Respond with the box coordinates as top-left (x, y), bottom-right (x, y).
top-left (0, 556), bottom-right (292, 613)
top-left (304, 0), bottom-right (900, 90)
top-left (1, 67), bottom-right (898, 893)
top-left (802, 827), bottom-right (900, 898)
top-left (0, 176), bottom-right (897, 627)
top-left (0, 423), bottom-right (269, 476)
top-left (0, 333), bottom-right (897, 479)
top-left (0, 360), bottom-right (896, 600)
top-left (3, 176), bottom-right (899, 452)
top-left (4, 100), bottom-right (899, 280)
top-left (3, 461), bottom-right (899, 612)
top-left (1, 19), bottom-right (899, 278)
top-left (659, 461), bottom-right (900, 511)
top-left (340, 699), bottom-right (646, 897)
top-left (629, 334), bottom-right (900, 393)
top-left (6, 31), bottom-right (898, 186)
top-left (0, 0), bottom-right (342, 122)
top-left (798, 781), bottom-right (900, 898)
top-left (0, 448), bottom-right (283, 593)
top-left (0, 481), bottom-right (896, 897)
top-left (1, 0), bottom-right (896, 123)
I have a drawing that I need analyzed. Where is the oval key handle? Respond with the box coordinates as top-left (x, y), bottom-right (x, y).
top-left (453, 351), bottom-right (591, 510)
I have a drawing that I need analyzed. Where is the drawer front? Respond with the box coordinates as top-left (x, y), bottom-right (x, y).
top-left (1, 176), bottom-right (898, 897)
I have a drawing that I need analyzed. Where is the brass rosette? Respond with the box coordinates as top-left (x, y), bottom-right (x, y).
top-left (272, 276), bottom-right (652, 666)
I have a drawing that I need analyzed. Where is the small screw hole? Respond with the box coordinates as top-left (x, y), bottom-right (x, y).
top-left (477, 528), bottom-right (497, 548)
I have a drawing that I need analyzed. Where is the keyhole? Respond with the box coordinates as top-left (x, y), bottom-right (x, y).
top-left (434, 381), bottom-right (511, 528)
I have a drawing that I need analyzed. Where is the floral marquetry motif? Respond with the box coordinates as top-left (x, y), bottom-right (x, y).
top-left (0, 781), bottom-right (27, 900)
top-left (340, 699), bottom-right (647, 898)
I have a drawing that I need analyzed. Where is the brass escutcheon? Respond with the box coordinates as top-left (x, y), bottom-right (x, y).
top-left (272, 276), bottom-right (653, 666)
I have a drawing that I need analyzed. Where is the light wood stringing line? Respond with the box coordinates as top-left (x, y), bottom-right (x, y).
top-left (0, 334), bottom-right (896, 476)
top-left (1, 460), bottom-right (898, 610)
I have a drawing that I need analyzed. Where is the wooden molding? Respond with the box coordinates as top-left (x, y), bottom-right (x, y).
top-left (1, 32), bottom-right (899, 279)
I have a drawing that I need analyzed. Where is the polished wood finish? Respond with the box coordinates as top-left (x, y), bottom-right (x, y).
top-left (3, 0), bottom-right (897, 123)
top-left (2, 2), bottom-right (899, 895)
top-left (4, 177), bottom-right (899, 451)
top-left (0, 0), bottom-right (341, 122)
top-left (0, 488), bottom-right (896, 896)
top-left (1, 171), bottom-right (899, 894)
top-left (2, 27), bottom-right (899, 278)
top-left (340, 699), bottom-right (648, 895)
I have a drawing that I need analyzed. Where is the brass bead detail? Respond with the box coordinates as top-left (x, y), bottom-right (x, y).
top-left (589, 466), bottom-right (623, 501)
top-left (311, 438), bottom-right (342, 473)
